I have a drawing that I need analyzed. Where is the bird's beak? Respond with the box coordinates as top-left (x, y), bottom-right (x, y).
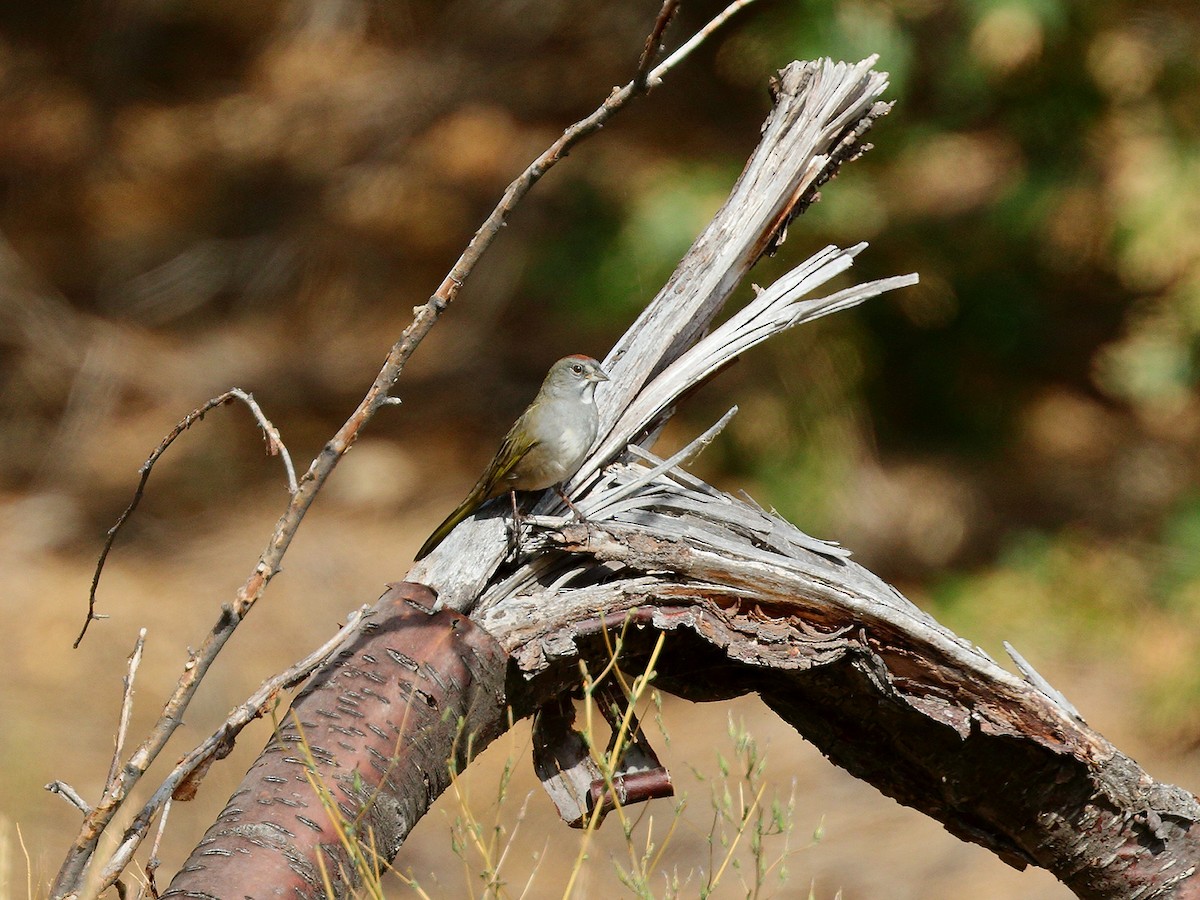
top-left (590, 366), bottom-right (610, 383)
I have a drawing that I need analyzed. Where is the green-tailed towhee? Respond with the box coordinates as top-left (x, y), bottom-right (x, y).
top-left (414, 354), bottom-right (609, 560)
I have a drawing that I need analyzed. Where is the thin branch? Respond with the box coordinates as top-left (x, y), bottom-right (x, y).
top-left (422, 0), bottom-right (763, 319)
top-left (232, 387), bottom-right (298, 494)
top-left (103, 629), bottom-right (146, 800)
top-left (635, 0), bottom-right (682, 91)
top-left (73, 389), bottom-right (295, 648)
top-left (45, 782), bottom-right (91, 816)
top-left (93, 605), bottom-right (373, 893)
top-left (650, 0), bottom-right (759, 83)
top-left (144, 797), bottom-right (170, 899)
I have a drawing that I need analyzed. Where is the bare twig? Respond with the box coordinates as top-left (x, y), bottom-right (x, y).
top-left (92, 605), bottom-right (372, 892)
top-left (635, 0), bottom-right (682, 90)
top-left (421, 0), bottom-right (762, 322)
top-left (45, 782), bottom-right (91, 815)
top-left (144, 797), bottom-right (170, 898)
top-left (74, 388), bottom-right (294, 648)
top-left (233, 387), bottom-right (298, 494)
top-left (52, 596), bottom-right (364, 900)
top-left (650, 0), bottom-right (759, 83)
top-left (103, 630), bottom-right (146, 799)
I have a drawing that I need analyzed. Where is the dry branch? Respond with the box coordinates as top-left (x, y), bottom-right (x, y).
top-left (487, 509), bottom-right (1200, 898)
top-left (74, 389), bottom-right (294, 648)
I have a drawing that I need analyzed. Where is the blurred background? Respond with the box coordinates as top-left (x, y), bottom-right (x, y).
top-left (2, 0), bottom-right (1199, 896)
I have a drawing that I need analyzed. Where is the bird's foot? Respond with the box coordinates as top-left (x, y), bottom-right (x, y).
top-left (505, 490), bottom-right (526, 558)
top-left (505, 518), bottom-right (523, 558)
top-left (555, 486), bottom-right (588, 523)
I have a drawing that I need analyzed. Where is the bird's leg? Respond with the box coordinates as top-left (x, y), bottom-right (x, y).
top-left (555, 486), bottom-right (587, 522)
top-left (508, 489), bottom-right (522, 552)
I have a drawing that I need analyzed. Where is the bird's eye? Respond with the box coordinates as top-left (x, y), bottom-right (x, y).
top-left (571, 363), bottom-right (584, 375)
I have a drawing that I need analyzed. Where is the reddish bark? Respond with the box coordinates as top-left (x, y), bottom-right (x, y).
top-left (162, 583), bottom-right (507, 898)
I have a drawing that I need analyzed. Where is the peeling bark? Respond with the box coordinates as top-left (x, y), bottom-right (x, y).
top-left (476, 521), bottom-right (1200, 899)
top-left (163, 584), bottom-right (507, 898)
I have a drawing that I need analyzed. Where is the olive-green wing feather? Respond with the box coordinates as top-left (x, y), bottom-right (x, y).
top-left (481, 415), bottom-right (542, 493)
top-left (413, 422), bottom-right (539, 560)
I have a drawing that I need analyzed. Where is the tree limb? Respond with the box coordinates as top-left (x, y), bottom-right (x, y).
top-left (163, 584), bottom-right (508, 898)
top-left (489, 511), bottom-right (1200, 898)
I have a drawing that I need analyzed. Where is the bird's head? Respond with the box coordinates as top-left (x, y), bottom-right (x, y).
top-left (542, 354), bottom-right (609, 400)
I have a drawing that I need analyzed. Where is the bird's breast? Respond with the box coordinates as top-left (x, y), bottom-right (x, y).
top-left (507, 401), bottom-right (598, 491)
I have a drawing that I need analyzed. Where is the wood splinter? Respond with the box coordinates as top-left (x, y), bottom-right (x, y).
top-left (533, 685), bottom-right (674, 828)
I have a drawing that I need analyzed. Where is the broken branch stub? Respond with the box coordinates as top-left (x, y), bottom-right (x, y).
top-left (474, 448), bottom-right (1200, 896)
top-left (161, 55), bottom-right (909, 894)
top-left (409, 57), bottom-right (902, 604)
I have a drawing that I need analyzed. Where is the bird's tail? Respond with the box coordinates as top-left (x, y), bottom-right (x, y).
top-left (414, 482), bottom-right (488, 560)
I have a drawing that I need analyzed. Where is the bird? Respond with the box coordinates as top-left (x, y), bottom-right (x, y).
top-left (414, 354), bottom-right (610, 560)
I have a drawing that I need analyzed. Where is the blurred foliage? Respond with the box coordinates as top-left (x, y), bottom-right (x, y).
top-left (2, 0), bottom-right (1200, 743)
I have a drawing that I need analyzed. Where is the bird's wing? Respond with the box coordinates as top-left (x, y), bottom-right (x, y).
top-left (481, 417), bottom-right (540, 497)
top-left (413, 415), bottom-right (540, 560)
